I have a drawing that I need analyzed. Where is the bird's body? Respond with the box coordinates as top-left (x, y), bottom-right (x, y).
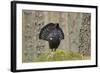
top-left (39, 23), bottom-right (64, 52)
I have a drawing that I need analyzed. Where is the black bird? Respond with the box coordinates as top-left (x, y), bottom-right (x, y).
top-left (39, 23), bottom-right (64, 52)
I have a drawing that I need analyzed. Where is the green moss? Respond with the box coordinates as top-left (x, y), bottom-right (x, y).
top-left (35, 49), bottom-right (90, 62)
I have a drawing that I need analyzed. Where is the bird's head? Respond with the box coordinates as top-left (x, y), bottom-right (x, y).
top-left (56, 23), bottom-right (59, 28)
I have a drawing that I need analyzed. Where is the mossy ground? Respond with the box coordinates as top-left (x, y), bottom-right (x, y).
top-left (35, 49), bottom-right (90, 62)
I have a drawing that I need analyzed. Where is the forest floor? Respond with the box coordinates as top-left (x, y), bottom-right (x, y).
top-left (35, 49), bottom-right (90, 62)
top-left (22, 49), bottom-right (90, 63)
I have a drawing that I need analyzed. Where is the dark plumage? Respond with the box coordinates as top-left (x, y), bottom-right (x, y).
top-left (39, 23), bottom-right (64, 52)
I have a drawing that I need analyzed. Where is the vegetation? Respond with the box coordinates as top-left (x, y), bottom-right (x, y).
top-left (35, 49), bottom-right (90, 62)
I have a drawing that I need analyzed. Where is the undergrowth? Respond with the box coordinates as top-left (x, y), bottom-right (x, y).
top-left (35, 49), bottom-right (90, 62)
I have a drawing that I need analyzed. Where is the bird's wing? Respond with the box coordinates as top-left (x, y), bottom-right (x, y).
top-left (57, 27), bottom-right (64, 40)
top-left (39, 24), bottom-right (51, 41)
